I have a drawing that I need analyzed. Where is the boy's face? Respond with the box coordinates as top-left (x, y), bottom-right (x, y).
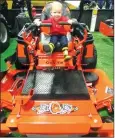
top-left (51, 7), bottom-right (62, 21)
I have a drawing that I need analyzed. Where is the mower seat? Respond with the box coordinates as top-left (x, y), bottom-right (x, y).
top-left (38, 1), bottom-right (73, 53)
top-left (38, 26), bottom-right (73, 53)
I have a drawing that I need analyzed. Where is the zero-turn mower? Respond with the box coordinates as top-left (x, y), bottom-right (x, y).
top-left (0, 0), bottom-right (113, 137)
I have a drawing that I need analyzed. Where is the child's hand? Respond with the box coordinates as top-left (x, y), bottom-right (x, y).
top-left (68, 19), bottom-right (73, 24)
top-left (34, 19), bottom-right (41, 26)
top-left (68, 18), bottom-right (78, 25)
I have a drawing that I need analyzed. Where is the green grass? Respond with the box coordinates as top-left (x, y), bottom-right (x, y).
top-left (92, 32), bottom-right (114, 82)
top-left (0, 38), bottom-right (17, 72)
top-left (0, 32), bottom-right (114, 82)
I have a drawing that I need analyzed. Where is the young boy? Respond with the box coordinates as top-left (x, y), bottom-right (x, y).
top-left (34, 1), bottom-right (73, 61)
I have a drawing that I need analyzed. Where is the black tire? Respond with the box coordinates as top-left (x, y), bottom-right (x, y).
top-left (15, 47), bottom-right (29, 70)
top-left (0, 14), bottom-right (9, 54)
top-left (0, 110), bottom-right (6, 123)
top-left (15, 57), bottom-right (29, 70)
top-left (82, 133), bottom-right (98, 137)
top-left (82, 45), bottom-right (97, 69)
top-left (102, 116), bottom-right (114, 123)
top-left (0, 71), bottom-right (7, 81)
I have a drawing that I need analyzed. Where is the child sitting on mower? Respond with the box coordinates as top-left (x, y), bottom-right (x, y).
top-left (34, 1), bottom-right (74, 61)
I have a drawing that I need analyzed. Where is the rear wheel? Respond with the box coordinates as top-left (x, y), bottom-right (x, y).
top-left (0, 14), bottom-right (9, 54)
top-left (82, 45), bottom-right (97, 69)
top-left (102, 116), bottom-right (114, 123)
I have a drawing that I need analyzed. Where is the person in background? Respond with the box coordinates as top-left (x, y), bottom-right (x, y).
top-left (96, 0), bottom-right (114, 9)
top-left (12, 0), bottom-right (25, 9)
top-left (105, 0), bottom-right (114, 9)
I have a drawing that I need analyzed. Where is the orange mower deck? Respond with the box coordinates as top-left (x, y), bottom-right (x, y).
top-left (0, 69), bottom-right (113, 136)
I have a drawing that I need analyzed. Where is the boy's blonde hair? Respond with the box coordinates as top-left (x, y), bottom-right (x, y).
top-left (51, 1), bottom-right (63, 11)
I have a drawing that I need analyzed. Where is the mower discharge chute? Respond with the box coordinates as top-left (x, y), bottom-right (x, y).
top-left (99, 19), bottom-right (114, 37)
top-left (0, 0), bottom-right (114, 137)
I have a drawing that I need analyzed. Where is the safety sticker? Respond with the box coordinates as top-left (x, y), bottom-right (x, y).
top-left (105, 86), bottom-right (114, 95)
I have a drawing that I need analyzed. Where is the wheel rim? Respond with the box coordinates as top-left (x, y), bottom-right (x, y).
top-left (0, 22), bottom-right (8, 43)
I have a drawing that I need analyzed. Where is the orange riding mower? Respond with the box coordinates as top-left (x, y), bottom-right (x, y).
top-left (0, 22), bottom-right (113, 137)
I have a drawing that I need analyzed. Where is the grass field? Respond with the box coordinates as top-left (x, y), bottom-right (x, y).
top-left (0, 32), bottom-right (114, 82)
top-left (92, 32), bottom-right (114, 82)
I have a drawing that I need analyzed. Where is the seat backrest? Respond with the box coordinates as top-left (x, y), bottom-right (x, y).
top-left (40, 2), bottom-right (71, 21)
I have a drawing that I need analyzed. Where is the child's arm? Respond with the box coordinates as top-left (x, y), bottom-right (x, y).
top-left (68, 18), bottom-right (78, 24)
top-left (62, 16), bottom-right (74, 25)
